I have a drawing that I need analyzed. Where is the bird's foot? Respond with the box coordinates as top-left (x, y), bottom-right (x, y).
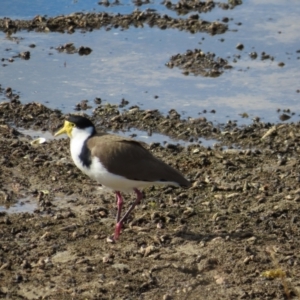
top-left (112, 189), bottom-right (143, 240)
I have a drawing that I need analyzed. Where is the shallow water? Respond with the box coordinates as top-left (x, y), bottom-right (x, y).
top-left (0, 0), bottom-right (299, 125)
top-left (18, 125), bottom-right (217, 147)
top-left (0, 197), bottom-right (36, 213)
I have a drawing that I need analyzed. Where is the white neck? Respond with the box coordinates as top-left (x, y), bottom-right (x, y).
top-left (70, 126), bottom-right (94, 168)
top-left (70, 126), bottom-right (94, 142)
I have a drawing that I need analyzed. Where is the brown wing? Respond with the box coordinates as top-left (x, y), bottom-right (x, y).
top-left (87, 134), bottom-right (190, 187)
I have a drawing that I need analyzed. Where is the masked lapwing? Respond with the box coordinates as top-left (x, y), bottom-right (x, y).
top-left (55, 115), bottom-right (190, 240)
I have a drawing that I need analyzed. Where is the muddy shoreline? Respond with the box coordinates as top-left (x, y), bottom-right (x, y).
top-left (0, 93), bottom-right (300, 299)
top-left (1, 1), bottom-right (300, 299)
top-left (0, 10), bottom-right (227, 36)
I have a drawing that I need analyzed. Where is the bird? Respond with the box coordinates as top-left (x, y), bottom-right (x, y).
top-left (55, 115), bottom-right (191, 240)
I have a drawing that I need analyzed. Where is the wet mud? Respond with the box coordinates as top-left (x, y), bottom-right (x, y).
top-left (0, 10), bottom-right (227, 36)
top-left (1, 1), bottom-right (300, 299)
top-left (1, 92), bottom-right (300, 299)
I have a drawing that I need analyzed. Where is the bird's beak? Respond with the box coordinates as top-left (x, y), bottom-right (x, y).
top-left (54, 121), bottom-right (73, 137)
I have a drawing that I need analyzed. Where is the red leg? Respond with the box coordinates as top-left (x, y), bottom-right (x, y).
top-left (114, 188), bottom-right (143, 240)
top-left (115, 191), bottom-right (123, 222)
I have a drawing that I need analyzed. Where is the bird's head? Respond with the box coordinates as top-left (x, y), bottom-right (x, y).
top-left (55, 115), bottom-right (96, 138)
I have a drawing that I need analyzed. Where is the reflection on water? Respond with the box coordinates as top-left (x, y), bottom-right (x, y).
top-left (0, 0), bottom-right (171, 19)
top-left (0, 0), bottom-right (299, 126)
top-left (110, 127), bottom-right (218, 147)
top-left (0, 197), bottom-right (36, 214)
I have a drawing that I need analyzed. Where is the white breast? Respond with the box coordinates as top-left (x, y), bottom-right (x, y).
top-left (69, 127), bottom-right (178, 192)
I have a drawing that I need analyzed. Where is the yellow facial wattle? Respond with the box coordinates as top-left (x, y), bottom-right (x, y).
top-left (54, 121), bottom-right (74, 138)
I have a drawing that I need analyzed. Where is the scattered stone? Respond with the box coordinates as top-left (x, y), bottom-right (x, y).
top-left (166, 49), bottom-right (231, 77)
top-left (0, 78), bottom-right (300, 299)
top-left (236, 43), bottom-right (244, 50)
top-left (279, 113), bottom-right (291, 121)
top-left (0, 11), bottom-right (228, 35)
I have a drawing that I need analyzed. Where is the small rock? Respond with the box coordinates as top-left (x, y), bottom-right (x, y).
top-left (139, 245), bottom-right (156, 257)
top-left (236, 43), bottom-right (244, 50)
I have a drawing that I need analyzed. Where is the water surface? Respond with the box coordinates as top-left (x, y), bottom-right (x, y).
top-left (1, 1), bottom-right (300, 124)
